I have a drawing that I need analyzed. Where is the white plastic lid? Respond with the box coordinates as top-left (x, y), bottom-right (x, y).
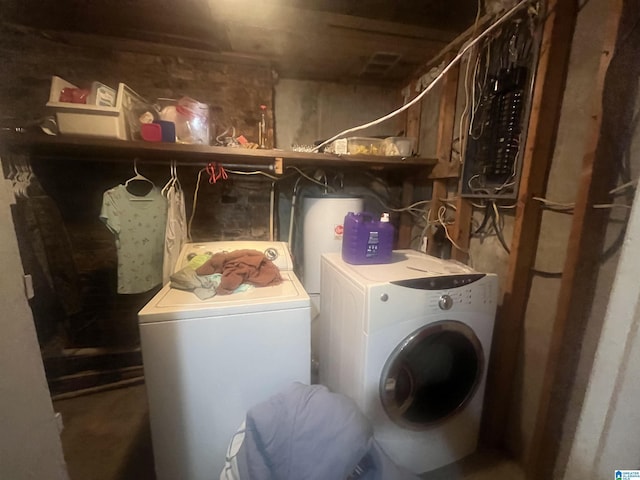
top-left (381, 212), bottom-right (390, 222)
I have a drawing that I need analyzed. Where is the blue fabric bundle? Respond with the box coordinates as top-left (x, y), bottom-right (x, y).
top-left (228, 382), bottom-right (419, 480)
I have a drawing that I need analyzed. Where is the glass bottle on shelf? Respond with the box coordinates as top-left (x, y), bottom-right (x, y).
top-left (258, 104), bottom-right (267, 149)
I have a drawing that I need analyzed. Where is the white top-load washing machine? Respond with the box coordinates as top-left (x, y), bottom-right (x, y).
top-left (138, 241), bottom-right (310, 480)
top-left (318, 250), bottom-right (497, 474)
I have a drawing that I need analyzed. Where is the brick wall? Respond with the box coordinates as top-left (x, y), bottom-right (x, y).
top-left (1, 24), bottom-right (276, 348)
top-left (0, 25), bottom-right (274, 142)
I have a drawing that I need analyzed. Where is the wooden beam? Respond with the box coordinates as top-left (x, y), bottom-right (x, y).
top-left (398, 81), bottom-right (423, 248)
top-left (527, 0), bottom-right (633, 477)
top-left (426, 179), bottom-right (450, 255)
top-left (428, 160), bottom-right (460, 180)
top-left (427, 58), bottom-right (460, 256)
top-left (406, 90), bottom-right (423, 145)
top-left (7, 23), bottom-right (271, 68)
top-left (448, 48), bottom-right (477, 261)
top-left (409, 14), bottom-right (493, 81)
top-left (480, 0), bottom-right (578, 448)
top-left (435, 61), bottom-right (460, 166)
top-left (210, 2), bottom-right (456, 44)
top-left (397, 179), bottom-right (415, 249)
top-left (451, 197), bottom-right (472, 262)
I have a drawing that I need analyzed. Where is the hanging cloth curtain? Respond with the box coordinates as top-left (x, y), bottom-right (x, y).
top-left (162, 161), bottom-right (188, 284)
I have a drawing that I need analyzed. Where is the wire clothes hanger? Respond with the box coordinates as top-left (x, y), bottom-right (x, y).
top-left (9, 156), bottom-right (34, 198)
top-left (161, 160), bottom-right (181, 197)
top-left (125, 158), bottom-right (155, 198)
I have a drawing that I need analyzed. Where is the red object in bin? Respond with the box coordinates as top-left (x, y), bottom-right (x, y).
top-left (141, 123), bottom-right (163, 142)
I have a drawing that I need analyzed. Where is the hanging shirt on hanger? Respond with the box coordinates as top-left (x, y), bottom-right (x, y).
top-left (100, 184), bottom-right (167, 294)
top-left (162, 182), bottom-right (187, 284)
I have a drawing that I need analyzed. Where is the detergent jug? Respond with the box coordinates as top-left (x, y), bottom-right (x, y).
top-left (341, 212), bottom-right (394, 265)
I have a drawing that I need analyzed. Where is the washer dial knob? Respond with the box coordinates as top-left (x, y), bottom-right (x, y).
top-left (438, 294), bottom-right (453, 310)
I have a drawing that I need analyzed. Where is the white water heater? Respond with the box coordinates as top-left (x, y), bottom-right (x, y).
top-left (301, 195), bottom-right (363, 297)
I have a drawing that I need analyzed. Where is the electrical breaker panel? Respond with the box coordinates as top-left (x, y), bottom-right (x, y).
top-left (460, 8), bottom-right (541, 199)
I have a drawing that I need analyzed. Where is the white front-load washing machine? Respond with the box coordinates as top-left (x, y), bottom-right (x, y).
top-left (138, 241), bottom-right (310, 480)
top-left (318, 250), bottom-right (497, 474)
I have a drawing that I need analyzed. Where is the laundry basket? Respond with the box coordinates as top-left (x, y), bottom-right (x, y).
top-left (219, 383), bottom-right (420, 480)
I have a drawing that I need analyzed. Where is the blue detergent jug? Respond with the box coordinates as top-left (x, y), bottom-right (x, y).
top-left (341, 212), bottom-right (394, 265)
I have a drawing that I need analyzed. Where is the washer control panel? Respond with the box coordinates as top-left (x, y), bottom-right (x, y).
top-left (378, 274), bottom-right (496, 315)
top-left (390, 273), bottom-right (485, 290)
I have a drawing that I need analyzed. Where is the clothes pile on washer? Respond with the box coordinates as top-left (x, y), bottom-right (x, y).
top-left (219, 382), bottom-right (419, 480)
top-left (169, 249), bottom-right (283, 299)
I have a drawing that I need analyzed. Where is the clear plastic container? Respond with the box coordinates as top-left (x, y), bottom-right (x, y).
top-left (158, 97), bottom-right (210, 145)
top-left (383, 136), bottom-right (416, 156)
top-left (346, 137), bottom-right (384, 155)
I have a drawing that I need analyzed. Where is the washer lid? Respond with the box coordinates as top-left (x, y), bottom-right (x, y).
top-left (324, 250), bottom-right (480, 285)
top-left (138, 271), bottom-right (309, 323)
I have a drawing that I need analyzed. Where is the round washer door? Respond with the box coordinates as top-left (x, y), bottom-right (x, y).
top-left (379, 320), bottom-right (484, 430)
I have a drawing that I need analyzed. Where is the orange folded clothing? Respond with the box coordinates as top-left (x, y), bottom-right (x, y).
top-left (195, 249), bottom-right (283, 295)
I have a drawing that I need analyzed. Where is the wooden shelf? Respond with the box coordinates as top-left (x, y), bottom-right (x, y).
top-left (0, 131), bottom-right (437, 171)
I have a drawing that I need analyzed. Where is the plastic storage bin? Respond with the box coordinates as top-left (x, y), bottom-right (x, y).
top-left (157, 97), bottom-right (209, 144)
top-left (46, 76), bottom-right (148, 140)
top-left (346, 137), bottom-right (384, 155)
top-left (383, 136), bottom-right (416, 156)
top-left (87, 81), bottom-right (117, 107)
top-left (341, 212), bottom-right (394, 265)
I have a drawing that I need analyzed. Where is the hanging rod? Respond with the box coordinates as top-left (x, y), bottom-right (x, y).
top-left (173, 160), bottom-right (275, 171)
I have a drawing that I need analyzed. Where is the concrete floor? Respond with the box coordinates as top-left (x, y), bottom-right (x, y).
top-left (420, 450), bottom-right (524, 480)
top-left (53, 384), bottom-right (155, 480)
top-left (53, 384), bottom-right (524, 480)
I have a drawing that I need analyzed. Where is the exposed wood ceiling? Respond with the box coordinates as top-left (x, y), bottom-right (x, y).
top-left (1, 0), bottom-right (478, 85)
